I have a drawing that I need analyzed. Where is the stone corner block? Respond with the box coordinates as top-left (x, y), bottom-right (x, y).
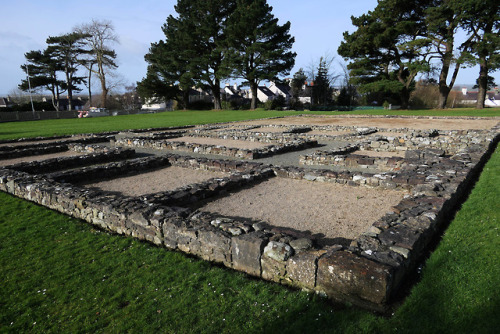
top-left (316, 251), bottom-right (393, 309)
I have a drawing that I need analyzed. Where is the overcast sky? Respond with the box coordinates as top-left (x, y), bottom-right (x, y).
top-left (0, 0), bottom-right (497, 95)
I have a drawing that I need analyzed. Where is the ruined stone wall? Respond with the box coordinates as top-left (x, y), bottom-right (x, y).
top-left (0, 121), bottom-right (498, 312)
top-left (113, 137), bottom-right (317, 160)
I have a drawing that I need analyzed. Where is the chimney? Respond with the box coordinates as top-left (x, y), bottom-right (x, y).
top-left (462, 87), bottom-right (467, 96)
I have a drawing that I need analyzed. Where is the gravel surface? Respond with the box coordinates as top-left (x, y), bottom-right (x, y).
top-left (83, 166), bottom-right (229, 196)
top-left (201, 177), bottom-right (406, 241)
top-left (234, 116), bottom-right (497, 130)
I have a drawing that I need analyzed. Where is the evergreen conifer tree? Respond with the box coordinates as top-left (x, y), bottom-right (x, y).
top-left (225, 0), bottom-right (296, 109)
top-left (20, 48), bottom-right (66, 111)
top-left (46, 32), bottom-right (88, 111)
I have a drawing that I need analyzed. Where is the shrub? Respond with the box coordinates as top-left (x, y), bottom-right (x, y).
top-left (187, 100), bottom-right (214, 110)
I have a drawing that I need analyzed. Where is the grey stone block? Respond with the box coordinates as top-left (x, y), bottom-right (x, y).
top-left (231, 231), bottom-right (268, 277)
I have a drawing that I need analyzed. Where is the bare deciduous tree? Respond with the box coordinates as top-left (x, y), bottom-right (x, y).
top-left (75, 19), bottom-right (118, 109)
top-left (306, 52), bottom-right (339, 86)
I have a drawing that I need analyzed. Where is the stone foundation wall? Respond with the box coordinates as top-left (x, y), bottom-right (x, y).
top-left (6, 146), bottom-right (135, 175)
top-left (0, 121), bottom-right (498, 312)
top-left (113, 137), bottom-right (318, 159)
top-left (299, 143), bottom-right (406, 172)
top-left (300, 153), bottom-right (406, 172)
top-left (0, 135), bottom-right (114, 160)
top-left (360, 129), bottom-right (496, 154)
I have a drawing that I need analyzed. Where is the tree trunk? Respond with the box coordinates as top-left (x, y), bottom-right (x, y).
top-left (88, 63), bottom-right (93, 108)
top-left (50, 91), bottom-right (58, 111)
top-left (182, 90), bottom-right (189, 110)
top-left (66, 69), bottom-right (73, 111)
top-left (437, 48), bottom-right (452, 109)
top-left (400, 87), bottom-right (410, 110)
top-left (49, 83), bottom-right (58, 111)
top-left (476, 60), bottom-right (488, 109)
top-left (101, 86), bottom-right (108, 109)
top-left (100, 77), bottom-right (108, 109)
top-left (437, 86), bottom-right (450, 109)
top-left (250, 83), bottom-right (258, 110)
top-left (212, 78), bottom-right (222, 110)
top-left (56, 84), bottom-right (60, 111)
top-left (98, 61), bottom-right (107, 109)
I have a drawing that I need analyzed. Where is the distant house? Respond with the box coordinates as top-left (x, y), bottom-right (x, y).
top-left (249, 85), bottom-right (275, 103)
top-left (41, 96), bottom-right (86, 111)
top-left (295, 82), bottom-right (313, 104)
top-left (189, 87), bottom-right (212, 103)
top-left (0, 97), bottom-right (12, 108)
top-left (268, 82), bottom-right (292, 102)
top-left (142, 88), bottom-right (212, 110)
top-left (142, 98), bottom-right (169, 110)
top-left (66, 99), bottom-right (85, 111)
top-left (223, 83), bottom-right (240, 98)
top-left (460, 87), bottom-right (500, 107)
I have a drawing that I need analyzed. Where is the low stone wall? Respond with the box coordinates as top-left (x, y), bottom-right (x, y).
top-left (113, 136), bottom-right (318, 159)
top-left (0, 135), bottom-right (114, 160)
top-left (0, 145), bottom-right (68, 160)
top-left (360, 129), bottom-right (497, 154)
top-left (300, 153), bottom-right (406, 172)
top-left (5, 146), bottom-right (135, 175)
top-left (1, 121), bottom-right (498, 312)
top-left (299, 128), bottom-right (498, 172)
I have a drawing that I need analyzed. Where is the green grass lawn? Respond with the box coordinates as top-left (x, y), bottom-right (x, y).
top-left (0, 109), bottom-right (499, 333)
top-left (0, 108), bottom-right (499, 140)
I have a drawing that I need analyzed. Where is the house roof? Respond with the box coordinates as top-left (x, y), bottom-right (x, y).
top-left (224, 85), bottom-right (240, 96)
top-left (274, 83), bottom-right (291, 95)
top-left (299, 86), bottom-right (313, 97)
top-left (465, 93), bottom-right (478, 101)
top-left (462, 91), bottom-right (500, 101)
top-left (0, 98), bottom-right (9, 107)
top-left (258, 86), bottom-right (274, 97)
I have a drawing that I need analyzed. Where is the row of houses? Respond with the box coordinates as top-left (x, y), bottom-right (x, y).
top-left (142, 81), bottom-right (312, 110)
top-left (459, 87), bottom-right (500, 107)
top-left (0, 96), bottom-right (87, 111)
top-left (4, 85), bottom-right (497, 111)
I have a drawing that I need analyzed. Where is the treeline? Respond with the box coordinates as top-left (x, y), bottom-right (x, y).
top-left (19, 19), bottom-right (118, 111)
top-left (137, 0), bottom-right (296, 110)
top-left (338, 0), bottom-right (499, 109)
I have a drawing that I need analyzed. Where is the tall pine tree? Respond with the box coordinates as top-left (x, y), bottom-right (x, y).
top-left (338, 0), bottom-right (431, 109)
top-left (454, 0), bottom-right (500, 109)
top-left (20, 48), bottom-right (66, 111)
top-left (138, 14), bottom-right (196, 110)
top-left (290, 68), bottom-right (307, 102)
top-left (225, 0), bottom-right (296, 110)
top-left (312, 58), bottom-right (332, 105)
top-left (138, 0), bottom-right (235, 110)
top-left (46, 32), bottom-right (88, 111)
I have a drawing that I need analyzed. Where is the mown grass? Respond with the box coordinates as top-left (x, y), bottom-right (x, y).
top-left (0, 108), bottom-right (498, 140)
top-left (0, 109), bottom-right (499, 333)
